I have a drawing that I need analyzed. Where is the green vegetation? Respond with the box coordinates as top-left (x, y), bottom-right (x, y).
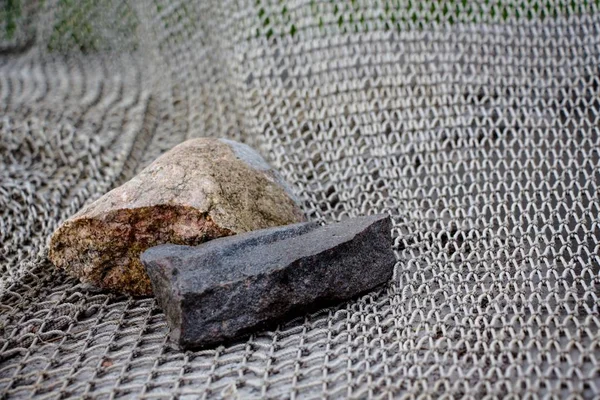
top-left (47, 0), bottom-right (138, 52)
top-left (153, 0), bottom-right (198, 50)
top-left (47, 0), bottom-right (98, 52)
top-left (2, 0), bottom-right (21, 40)
top-left (1, 0), bottom-right (137, 52)
top-left (2, 0), bottom-right (599, 49)
top-left (253, 0), bottom-right (600, 40)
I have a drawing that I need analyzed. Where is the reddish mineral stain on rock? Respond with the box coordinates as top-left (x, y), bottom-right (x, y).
top-left (49, 138), bottom-right (306, 296)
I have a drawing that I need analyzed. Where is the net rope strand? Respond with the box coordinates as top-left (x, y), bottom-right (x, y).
top-left (1, 0), bottom-right (599, 398)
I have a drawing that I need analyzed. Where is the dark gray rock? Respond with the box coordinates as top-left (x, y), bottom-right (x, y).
top-left (141, 214), bottom-right (395, 349)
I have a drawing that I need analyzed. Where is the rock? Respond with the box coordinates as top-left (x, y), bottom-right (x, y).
top-left (141, 214), bottom-right (395, 349)
top-left (49, 138), bottom-right (306, 296)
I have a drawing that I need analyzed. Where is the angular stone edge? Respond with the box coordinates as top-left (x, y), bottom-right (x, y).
top-left (142, 221), bottom-right (321, 342)
top-left (142, 214), bottom-right (395, 349)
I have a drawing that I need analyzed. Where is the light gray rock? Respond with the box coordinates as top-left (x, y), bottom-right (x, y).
top-left (49, 138), bottom-right (306, 296)
top-left (141, 214), bottom-right (395, 349)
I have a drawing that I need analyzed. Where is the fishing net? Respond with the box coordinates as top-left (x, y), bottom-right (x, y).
top-left (1, 0), bottom-right (599, 398)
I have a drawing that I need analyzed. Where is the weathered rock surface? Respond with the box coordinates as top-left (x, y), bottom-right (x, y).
top-left (49, 138), bottom-right (306, 296)
top-left (141, 214), bottom-right (395, 349)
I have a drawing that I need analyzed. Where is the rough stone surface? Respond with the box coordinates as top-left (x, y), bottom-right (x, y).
top-left (141, 214), bottom-right (395, 349)
top-left (49, 138), bottom-right (306, 296)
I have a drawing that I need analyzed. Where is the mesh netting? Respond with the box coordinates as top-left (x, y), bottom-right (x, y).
top-left (1, 0), bottom-right (599, 398)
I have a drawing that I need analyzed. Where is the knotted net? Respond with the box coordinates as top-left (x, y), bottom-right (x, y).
top-left (1, 0), bottom-right (599, 398)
